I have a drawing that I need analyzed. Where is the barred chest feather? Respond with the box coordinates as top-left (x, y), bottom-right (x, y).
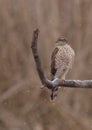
top-left (55, 44), bottom-right (75, 69)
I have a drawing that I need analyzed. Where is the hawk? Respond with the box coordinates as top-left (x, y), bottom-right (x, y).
top-left (51, 37), bottom-right (75, 84)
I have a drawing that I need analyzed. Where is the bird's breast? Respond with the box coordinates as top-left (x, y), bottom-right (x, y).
top-left (55, 45), bottom-right (75, 69)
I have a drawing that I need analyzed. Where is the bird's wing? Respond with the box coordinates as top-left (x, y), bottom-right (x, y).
top-left (51, 47), bottom-right (59, 78)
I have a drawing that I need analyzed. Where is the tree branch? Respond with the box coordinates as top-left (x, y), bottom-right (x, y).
top-left (31, 29), bottom-right (92, 99)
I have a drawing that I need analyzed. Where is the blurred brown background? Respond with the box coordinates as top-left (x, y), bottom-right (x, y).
top-left (0, 0), bottom-right (92, 130)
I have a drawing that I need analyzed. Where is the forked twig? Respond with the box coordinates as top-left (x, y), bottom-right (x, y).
top-left (31, 29), bottom-right (92, 99)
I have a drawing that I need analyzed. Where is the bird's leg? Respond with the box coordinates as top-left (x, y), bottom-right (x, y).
top-left (61, 78), bottom-right (65, 84)
top-left (60, 76), bottom-right (65, 84)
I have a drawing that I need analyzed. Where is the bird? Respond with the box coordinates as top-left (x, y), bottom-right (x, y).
top-left (51, 37), bottom-right (75, 84)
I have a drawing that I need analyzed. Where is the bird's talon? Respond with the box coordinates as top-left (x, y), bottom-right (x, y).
top-left (61, 79), bottom-right (65, 84)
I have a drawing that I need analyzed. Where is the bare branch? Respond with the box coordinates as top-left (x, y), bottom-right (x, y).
top-left (31, 29), bottom-right (47, 85)
top-left (47, 79), bottom-right (92, 88)
top-left (31, 29), bottom-right (92, 99)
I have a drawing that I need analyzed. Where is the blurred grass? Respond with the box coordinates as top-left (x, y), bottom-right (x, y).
top-left (0, 0), bottom-right (92, 130)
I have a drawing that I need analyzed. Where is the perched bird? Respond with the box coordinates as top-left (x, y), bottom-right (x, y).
top-left (51, 37), bottom-right (75, 84)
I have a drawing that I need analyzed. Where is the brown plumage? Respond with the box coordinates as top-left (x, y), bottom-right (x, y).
top-left (51, 47), bottom-right (59, 76)
top-left (51, 38), bottom-right (75, 82)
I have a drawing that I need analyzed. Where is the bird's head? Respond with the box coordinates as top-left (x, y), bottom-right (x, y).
top-left (56, 37), bottom-right (68, 46)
